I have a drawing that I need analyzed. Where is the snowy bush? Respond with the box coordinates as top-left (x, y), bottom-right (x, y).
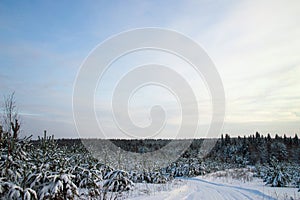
top-left (39, 173), bottom-right (78, 200)
top-left (0, 130), bottom-right (137, 200)
top-left (103, 170), bottom-right (134, 192)
top-left (261, 158), bottom-right (292, 187)
top-left (6, 183), bottom-right (37, 200)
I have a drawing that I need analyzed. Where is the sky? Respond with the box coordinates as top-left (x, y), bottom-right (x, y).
top-left (0, 0), bottom-right (299, 139)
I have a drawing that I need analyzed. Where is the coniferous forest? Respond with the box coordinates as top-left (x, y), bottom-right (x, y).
top-left (1, 121), bottom-right (299, 199)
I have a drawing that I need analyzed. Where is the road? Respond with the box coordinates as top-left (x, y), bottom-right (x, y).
top-left (128, 177), bottom-right (276, 200)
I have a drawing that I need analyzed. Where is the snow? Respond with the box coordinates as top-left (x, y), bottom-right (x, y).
top-left (128, 176), bottom-right (300, 200)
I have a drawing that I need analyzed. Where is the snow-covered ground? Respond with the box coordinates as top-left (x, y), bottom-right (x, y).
top-left (128, 173), bottom-right (300, 200)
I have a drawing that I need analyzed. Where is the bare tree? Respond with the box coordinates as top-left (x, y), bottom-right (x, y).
top-left (2, 92), bottom-right (20, 138)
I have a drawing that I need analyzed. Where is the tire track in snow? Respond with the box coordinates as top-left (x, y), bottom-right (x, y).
top-left (182, 177), bottom-right (276, 200)
top-left (128, 177), bottom-right (277, 200)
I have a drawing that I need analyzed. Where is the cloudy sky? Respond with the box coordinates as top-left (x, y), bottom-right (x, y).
top-left (0, 0), bottom-right (299, 138)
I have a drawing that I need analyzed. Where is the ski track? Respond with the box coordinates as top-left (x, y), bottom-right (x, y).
top-left (128, 177), bottom-right (277, 200)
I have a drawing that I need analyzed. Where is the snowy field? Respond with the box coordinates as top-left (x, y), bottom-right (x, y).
top-left (128, 173), bottom-right (300, 200)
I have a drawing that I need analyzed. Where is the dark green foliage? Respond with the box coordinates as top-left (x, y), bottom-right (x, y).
top-left (207, 132), bottom-right (300, 165)
top-left (261, 157), bottom-right (292, 187)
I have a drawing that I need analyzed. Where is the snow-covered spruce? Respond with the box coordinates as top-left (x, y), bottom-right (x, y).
top-left (1, 128), bottom-right (300, 199)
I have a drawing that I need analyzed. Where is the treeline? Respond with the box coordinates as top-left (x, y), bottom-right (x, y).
top-left (46, 132), bottom-right (300, 165)
top-left (207, 132), bottom-right (299, 165)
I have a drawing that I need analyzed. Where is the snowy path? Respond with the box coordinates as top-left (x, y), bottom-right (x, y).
top-left (128, 177), bottom-right (277, 200)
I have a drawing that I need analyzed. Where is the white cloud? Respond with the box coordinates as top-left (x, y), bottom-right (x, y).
top-left (165, 0), bottom-right (300, 135)
top-left (3, 1), bottom-right (300, 138)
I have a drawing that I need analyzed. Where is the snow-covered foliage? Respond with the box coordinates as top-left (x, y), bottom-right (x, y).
top-left (103, 170), bottom-right (133, 192)
top-left (203, 167), bottom-right (255, 183)
top-left (256, 157), bottom-right (300, 188)
top-left (0, 130), bottom-right (135, 200)
top-left (1, 124), bottom-right (300, 200)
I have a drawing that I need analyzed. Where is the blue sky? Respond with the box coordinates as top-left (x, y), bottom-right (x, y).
top-left (0, 0), bottom-right (299, 138)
